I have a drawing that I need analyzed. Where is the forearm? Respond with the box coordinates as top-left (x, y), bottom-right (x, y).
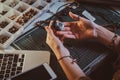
top-left (59, 57), bottom-right (86, 80)
top-left (95, 25), bottom-right (120, 51)
top-left (96, 25), bottom-right (114, 46)
top-left (51, 45), bottom-right (86, 80)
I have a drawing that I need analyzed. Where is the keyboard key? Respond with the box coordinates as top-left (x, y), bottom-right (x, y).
top-left (18, 58), bottom-right (24, 62)
top-left (3, 57), bottom-right (8, 62)
top-left (4, 54), bottom-right (9, 57)
top-left (5, 74), bottom-right (9, 78)
top-left (4, 54), bottom-right (13, 57)
top-left (12, 63), bottom-right (17, 67)
top-left (6, 70), bottom-right (10, 73)
top-left (8, 61), bottom-right (12, 65)
top-left (2, 62), bottom-right (7, 66)
top-left (22, 54), bottom-right (25, 58)
top-left (9, 57), bottom-right (13, 61)
top-left (16, 70), bottom-right (22, 74)
top-left (1, 66), bottom-right (6, 70)
top-left (14, 54), bottom-right (19, 59)
top-left (0, 71), bottom-right (5, 74)
top-left (12, 68), bottom-right (16, 72)
top-left (13, 58), bottom-right (18, 63)
top-left (0, 54), bottom-right (3, 59)
top-left (13, 55), bottom-right (19, 62)
top-left (7, 65), bottom-right (11, 69)
top-left (17, 67), bottom-right (22, 70)
top-left (0, 74), bottom-right (4, 78)
top-left (20, 63), bottom-right (23, 66)
top-left (11, 72), bottom-right (15, 76)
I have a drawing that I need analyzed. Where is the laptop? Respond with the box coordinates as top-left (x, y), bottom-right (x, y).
top-left (0, 50), bottom-right (50, 80)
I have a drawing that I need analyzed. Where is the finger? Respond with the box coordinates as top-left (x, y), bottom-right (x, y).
top-left (45, 25), bottom-right (54, 36)
top-left (45, 26), bottom-right (49, 32)
top-left (59, 34), bottom-right (76, 42)
top-left (63, 27), bottom-right (71, 31)
top-left (49, 21), bottom-right (54, 29)
top-left (63, 22), bottom-right (74, 27)
top-left (56, 31), bottom-right (72, 35)
top-left (63, 22), bottom-right (72, 27)
top-left (63, 34), bottom-right (76, 39)
top-left (69, 12), bottom-right (81, 21)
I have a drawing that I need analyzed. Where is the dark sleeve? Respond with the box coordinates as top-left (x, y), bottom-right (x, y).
top-left (115, 40), bottom-right (120, 54)
top-left (112, 40), bottom-right (120, 80)
top-left (79, 77), bottom-right (92, 80)
top-left (113, 70), bottom-right (120, 80)
top-left (113, 40), bottom-right (120, 69)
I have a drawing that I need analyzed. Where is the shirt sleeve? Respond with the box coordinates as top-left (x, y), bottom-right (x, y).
top-left (79, 76), bottom-right (92, 80)
top-left (115, 39), bottom-right (120, 54)
top-left (113, 40), bottom-right (120, 69)
top-left (112, 39), bottom-right (120, 80)
top-left (112, 70), bottom-right (120, 80)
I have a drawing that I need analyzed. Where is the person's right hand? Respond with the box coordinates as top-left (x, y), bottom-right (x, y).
top-left (56, 12), bottom-right (99, 41)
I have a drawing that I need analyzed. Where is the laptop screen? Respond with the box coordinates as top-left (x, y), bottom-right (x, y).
top-left (76, 0), bottom-right (120, 7)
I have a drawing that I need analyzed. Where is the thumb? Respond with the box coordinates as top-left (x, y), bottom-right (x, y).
top-left (45, 26), bottom-right (49, 33)
top-left (45, 26), bottom-right (54, 36)
top-left (69, 12), bottom-right (80, 21)
top-left (45, 21), bottom-right (53, 33)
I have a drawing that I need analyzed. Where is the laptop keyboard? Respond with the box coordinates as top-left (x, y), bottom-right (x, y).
top-left (11, 27), bottom-right (49, 50)
top-left (0, 54), bottom-right (25, 80)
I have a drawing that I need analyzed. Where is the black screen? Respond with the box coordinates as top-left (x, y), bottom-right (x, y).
top-left (76, 0), bottom-right (120, 7)
top-left (11, 65), bottom-right (51, 80)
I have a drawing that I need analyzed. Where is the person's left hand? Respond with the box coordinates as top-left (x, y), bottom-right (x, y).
top-left (45, 21), bottom-right (64, 51)
top-left (45, 21), bottom-right (70, 58)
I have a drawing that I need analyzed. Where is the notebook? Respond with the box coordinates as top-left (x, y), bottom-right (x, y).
top-left (0, 50), bottom-right (50, 80)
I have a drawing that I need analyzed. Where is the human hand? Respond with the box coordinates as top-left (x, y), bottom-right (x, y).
top-left (45, 21), bottom-right (63, 50)
top-left (45, 21), bottom-right (70, 58)
top-left (56, 12), bottom-right (98, 41)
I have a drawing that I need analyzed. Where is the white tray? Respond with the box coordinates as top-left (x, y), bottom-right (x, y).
top-left (0, 0), bottom-right (52, 49)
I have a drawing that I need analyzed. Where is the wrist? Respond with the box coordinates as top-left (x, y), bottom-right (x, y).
top-left (58, 55), bottom-right (77, 64)
top-left (95, 25), bottom-right (115, 46)
top-left (90, 22), bottom-right (99, 39)
top-left (52, 44), bottom-right (70, 59)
